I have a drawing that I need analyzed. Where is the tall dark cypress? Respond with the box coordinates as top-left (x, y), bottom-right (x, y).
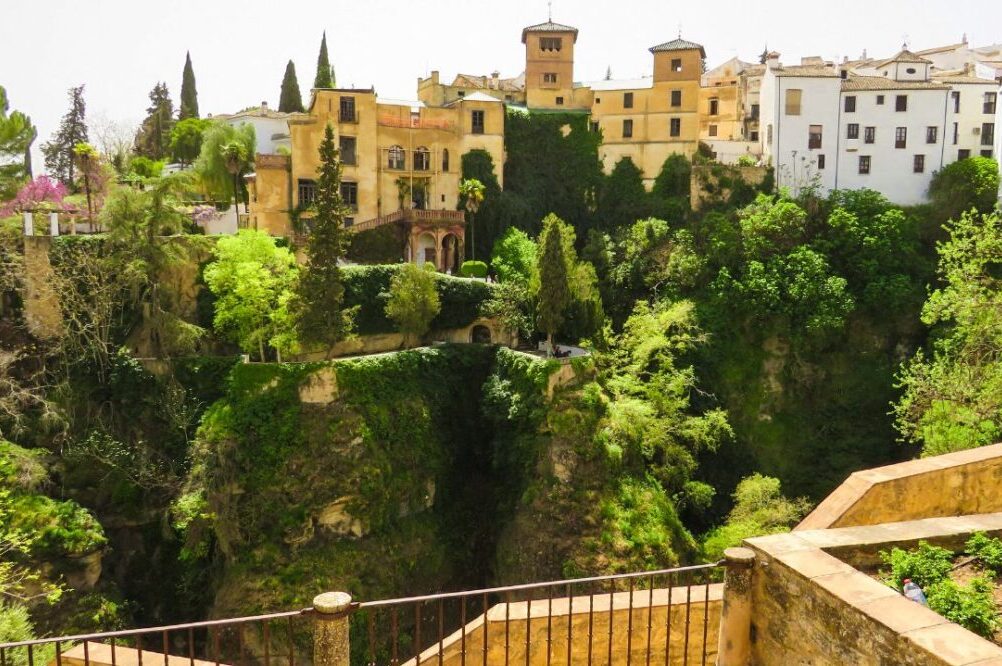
top-left (278, 60), bottom-right (305, 113)
top-left (313, 32), bottom-right (334, 89)
top-left (179, 51), bottom-right (199, 119)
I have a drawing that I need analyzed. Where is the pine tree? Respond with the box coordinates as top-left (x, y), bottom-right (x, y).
top-left (278, 60), bottom-right (305, 113)
top-left (179, 52), bottom-right (199, 120)
top-left (0, 86), bottom-right (37, 199)
top-left (536, 213), bottom-right (572, 349)
top-left (134, 83), bottom-right (175, 160)
top-left (292, 123), bottom-right (350, 349)
top-left (313, 32), bottom-right (335, 89)
top-left (41, 85), bottom-right (88, 188)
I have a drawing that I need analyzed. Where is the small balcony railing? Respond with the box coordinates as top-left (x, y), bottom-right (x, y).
top-left (339, 109), bottom-right (359, 124)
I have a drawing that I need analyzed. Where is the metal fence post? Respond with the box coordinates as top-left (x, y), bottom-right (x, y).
top-left (313, 592), bottom-right (353, 666)
top-left (716, 547), bottom-right (755, 666)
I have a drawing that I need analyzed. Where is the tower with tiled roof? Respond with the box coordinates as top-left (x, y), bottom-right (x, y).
top-left (522, 18), bottom-right (579, 109)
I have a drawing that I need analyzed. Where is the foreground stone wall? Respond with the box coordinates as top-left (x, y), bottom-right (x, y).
top-left (797, 443), bottom-right (1002, 530)
top-left (22, 236), bottom-right (63, 339)
top-left (404, 585), bottom-right (722, 666)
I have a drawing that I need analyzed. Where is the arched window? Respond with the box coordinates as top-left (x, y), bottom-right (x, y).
top-left (441, 149), bottom-right (450, 172)
top-left (414, 146), bottom-right (430, 171)
top-left (388, 145), bottom-right (405, 170)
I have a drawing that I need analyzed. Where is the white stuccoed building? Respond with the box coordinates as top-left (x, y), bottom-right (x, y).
top-left (211, 102), bottom-right (302, 155)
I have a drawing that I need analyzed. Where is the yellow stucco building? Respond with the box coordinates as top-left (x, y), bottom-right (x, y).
top-left (247, 88), bottom-right (504, 271)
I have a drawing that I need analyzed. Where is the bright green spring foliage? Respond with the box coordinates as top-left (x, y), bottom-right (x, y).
top-left (701, 473), bottom-right (810, 560)
top-left (203, 230), bottom-right (299, 360)
top-left (291, 123), bottom-right (352, 349)
top-left (966, 532), bottom-right (1002, 573)
top-left (385, 263), bottom-right (441, 345)
top-left (928, 156), bottom-right (1000, 226)
top-left (895, 210), bottom-right (1002, 456)
top-left (490, 227), bottom-right (537, 285)
top-left (193, 121), bottom-right (256, 203)
top-left (0, 86), bottom-right (37, 200)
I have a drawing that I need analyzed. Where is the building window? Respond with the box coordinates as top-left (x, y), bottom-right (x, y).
top-left (623, 119), bottom-right (633, 138)
top-left (340, 181), bottom-right (358, 210)
top-left (953, 122), bottom-right (959, 145)
top-left (624, 92), bottom-right (634, 109)
top-left (339, 136), bottom-right (357, 165)
top-left (751, 103), bottom-right (760, 120)
top-left (913, 155), bottom-right (925, 173)
top-left (388, 145), bottom-right (405, 170)
top-left (298, 179), bottom-right (316, 206)
top-left (540, 37), bottom-right (562, 51)
top-left (590, 120), bottom-right (600, 133)
top-left (926, 126), bottom-right (938, 144)
top-left (442, 149), bottom-right (450, 172)
top-left (709, 124), bottom-right (718, 137)
top-left (847, 123), bottom-right (859, 139)
top-left (952, 91), bottom-right (961, 113)
top-left (671, 90), bottom-right (682, 107)
top-left (858, 155), bottom-right (871, 174)
top-left (543, 72), bottom-right (558, 84)
top-left (750, 130), bottom-right (759, 141)
top-left (339, 97), bottom-right (356, 123)
top-left (895, 95), bottom-right (908, 112)
top-left (983, 123), bottom-right (996, 147)
top-left (845, 96), bottom-right (856, 112)
top-left (670, 117), bottom-right (681, 137)
top-left (414, 146), bottom-right (430, 171)
top-left (895, 127), bottom-right (907, 149)
top-left (985, 92), bottom-right (998, 115)
top-left (982, 149), bottom-right (995, 158)
top-left (472, 110), bottom-right (485, 134)
top-left (864, 126), bottom-right (875, 144)
top-left (785, 89), bottom-right (802, 115)
top-left (595, 97), bottom-right (601, 104)
top-left (817, 154), bottom-right (826, 169)
top-left (671, 58), bottom-right (682, 72)
top-left (556, 96), bottom-right (564, 105)
top-left (457, 91), bottom-right (465, 98)
top-left (958, 149), bottom-right (971, 159)
top-left (876, 95), bottom-right (885, 105)
top-left (709, 98), bottom-right (719, 116)
top-left (808, 124), bottom-right (822, 149)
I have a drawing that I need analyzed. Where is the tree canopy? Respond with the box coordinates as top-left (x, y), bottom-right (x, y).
top-left (134, 83), bottom-right (174, 161)
top-left (313, 32), bottom-right (335, 88)
top-left (193, 121), bottom-right (255, 202)
top-left (385, 263), bottom-right (441, 345)
top-left (0, 86), bottom-right (37, 200)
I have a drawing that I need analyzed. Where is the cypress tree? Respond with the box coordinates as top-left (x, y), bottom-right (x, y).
top-left (278, 60), bottom-right (305, 113)
top-left (292, 123), bottom-right (350, 349)
top-left (536, 213), bottom-right (572, 349)
top-left (179, 51), bottom-right (199, 119)
top-left (313, 32), bottom-right (334, 89)
top-left (41, 85), bottom-right (88, 188)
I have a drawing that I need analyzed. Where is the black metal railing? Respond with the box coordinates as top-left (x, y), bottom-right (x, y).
top-left (0, 563), bottom-right (723, 666)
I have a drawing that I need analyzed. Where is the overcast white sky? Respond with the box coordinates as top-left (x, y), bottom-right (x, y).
top-left (3, 0), bottom-right (1001, 171)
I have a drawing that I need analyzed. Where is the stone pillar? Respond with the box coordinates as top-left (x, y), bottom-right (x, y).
top-left (716, 547), bottom-right (755, 666)
top-left (49, 212), bottom-right (60, 237)
top-left (23, 212), bottom-right (33, 236)
top-left (312, 591), bottom-right (353, 666)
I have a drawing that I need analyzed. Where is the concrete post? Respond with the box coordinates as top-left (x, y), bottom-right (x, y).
top-left (716, 547), bottom-right (755, 666)
top-left (23, 212), bottom-right (33, 236)
top-left (49, 212), bottom-right (59, 237)
top-left (312, 591), bottom-right (353, 666)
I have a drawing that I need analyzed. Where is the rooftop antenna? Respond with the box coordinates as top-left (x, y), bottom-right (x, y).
top-left (902, 34), bottom-right (910, 50)
top-left (547, 0), bottom-right (552, 21)
top-left (678, 22), bottom-right (682, 39)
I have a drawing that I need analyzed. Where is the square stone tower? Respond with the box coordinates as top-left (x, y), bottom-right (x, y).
top-left (522, 20), bottom-right (578, 109)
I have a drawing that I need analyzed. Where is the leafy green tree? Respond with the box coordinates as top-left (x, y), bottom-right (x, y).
top-left (385, 263), bottom-right (441, 346)
top-left (179, 51), bottom-right (199, 120)
top-left (895, 210), bottom-right (1002, 456)
top-left (535, 213), bottom-right (571, 348)
top-left (490, 227), bottom-right (537, 285)
top-left (459, 178), bottom-right (485, 260)
top-left (928, 156), bottom-right (1000, 224)
top-left (134, 83), bottom-right (174, 160)
top-left (193, 121), bottom-right (256, 203)
top-left (170, 118), bottom-right (209, 166)
top-left (72, 142), bottom-right (98, 221)
top-left (0, 87), bottom-right (37, 200)
top-left (460, 149), bottom-right (512, 257)
top-left (41, 85), bottom-right (87, 188)
top-left (278, 60), bottom-right (305, 113)
top-left (702, 474), bottom-right (810, 560)
top-left (738, 193), bottom-right (808, 259)
top-left (291, 123), bottom-right (352, 350)
top-left (221, 140), bottom-right (249, 214)
top-left (313, 32), bottom-right (335, 88)
top-left (203, 230), bottom-right (299, 361)
top-left (597, 157), bottom-right (649, 231)
top-left (650, 153), bottom-right (691, 222)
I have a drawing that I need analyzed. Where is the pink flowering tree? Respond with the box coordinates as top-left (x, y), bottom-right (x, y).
top-left (0, 176), bottom-right (67, 216)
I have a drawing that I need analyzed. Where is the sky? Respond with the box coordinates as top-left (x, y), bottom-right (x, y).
top-left (3, 0), bottom-right (1001, 171)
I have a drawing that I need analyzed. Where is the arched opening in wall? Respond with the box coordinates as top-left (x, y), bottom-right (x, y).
top-left (416, 232), bottom-right (437, 268)
top-left (441, 233), bottom-right (461, 274)
top-left (471, 325), bottom-right (492, 344)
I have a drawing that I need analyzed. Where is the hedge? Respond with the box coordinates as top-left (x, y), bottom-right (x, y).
top-left (342, 265), bottom-right (495, 335)
top-left (460, 261), bottom-right (488, 278)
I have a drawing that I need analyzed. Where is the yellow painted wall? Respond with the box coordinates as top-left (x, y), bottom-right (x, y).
top-left (524, 30), bottom-right (579, 110)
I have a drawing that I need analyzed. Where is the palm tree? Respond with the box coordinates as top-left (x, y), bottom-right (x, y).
top-left (221, 140), bottom-right (249, 225)
top-left (72, 142), bottom-right (98, 224)
top-left (459, 178), bottom-right (485, 261)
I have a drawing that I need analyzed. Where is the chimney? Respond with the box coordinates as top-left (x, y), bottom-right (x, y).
top-left (260, 101), bottom-right (268, 115)
top-left (491, 70), bottom-right (501, 89)
top-left (766, 52), bottom-right (781, 70)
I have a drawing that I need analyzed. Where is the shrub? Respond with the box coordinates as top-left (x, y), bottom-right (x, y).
top-left (966, 532), bottom-right (1002, 573)
top-left (460, 261), bottom-right (488, 278)
top-left (346, 225), bottom-right (407, 264)
top-left (880, 541), bottom-right (954, 589)
top-left (925, 576), bottom-right (1000, 638)
top-left (736, 154), bottom-right (757, 167)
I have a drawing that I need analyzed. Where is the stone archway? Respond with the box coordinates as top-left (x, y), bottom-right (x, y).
top-left (415, 232), bottom-right (437, 267)
top-left (471, 325), bottom-right (492, 344)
